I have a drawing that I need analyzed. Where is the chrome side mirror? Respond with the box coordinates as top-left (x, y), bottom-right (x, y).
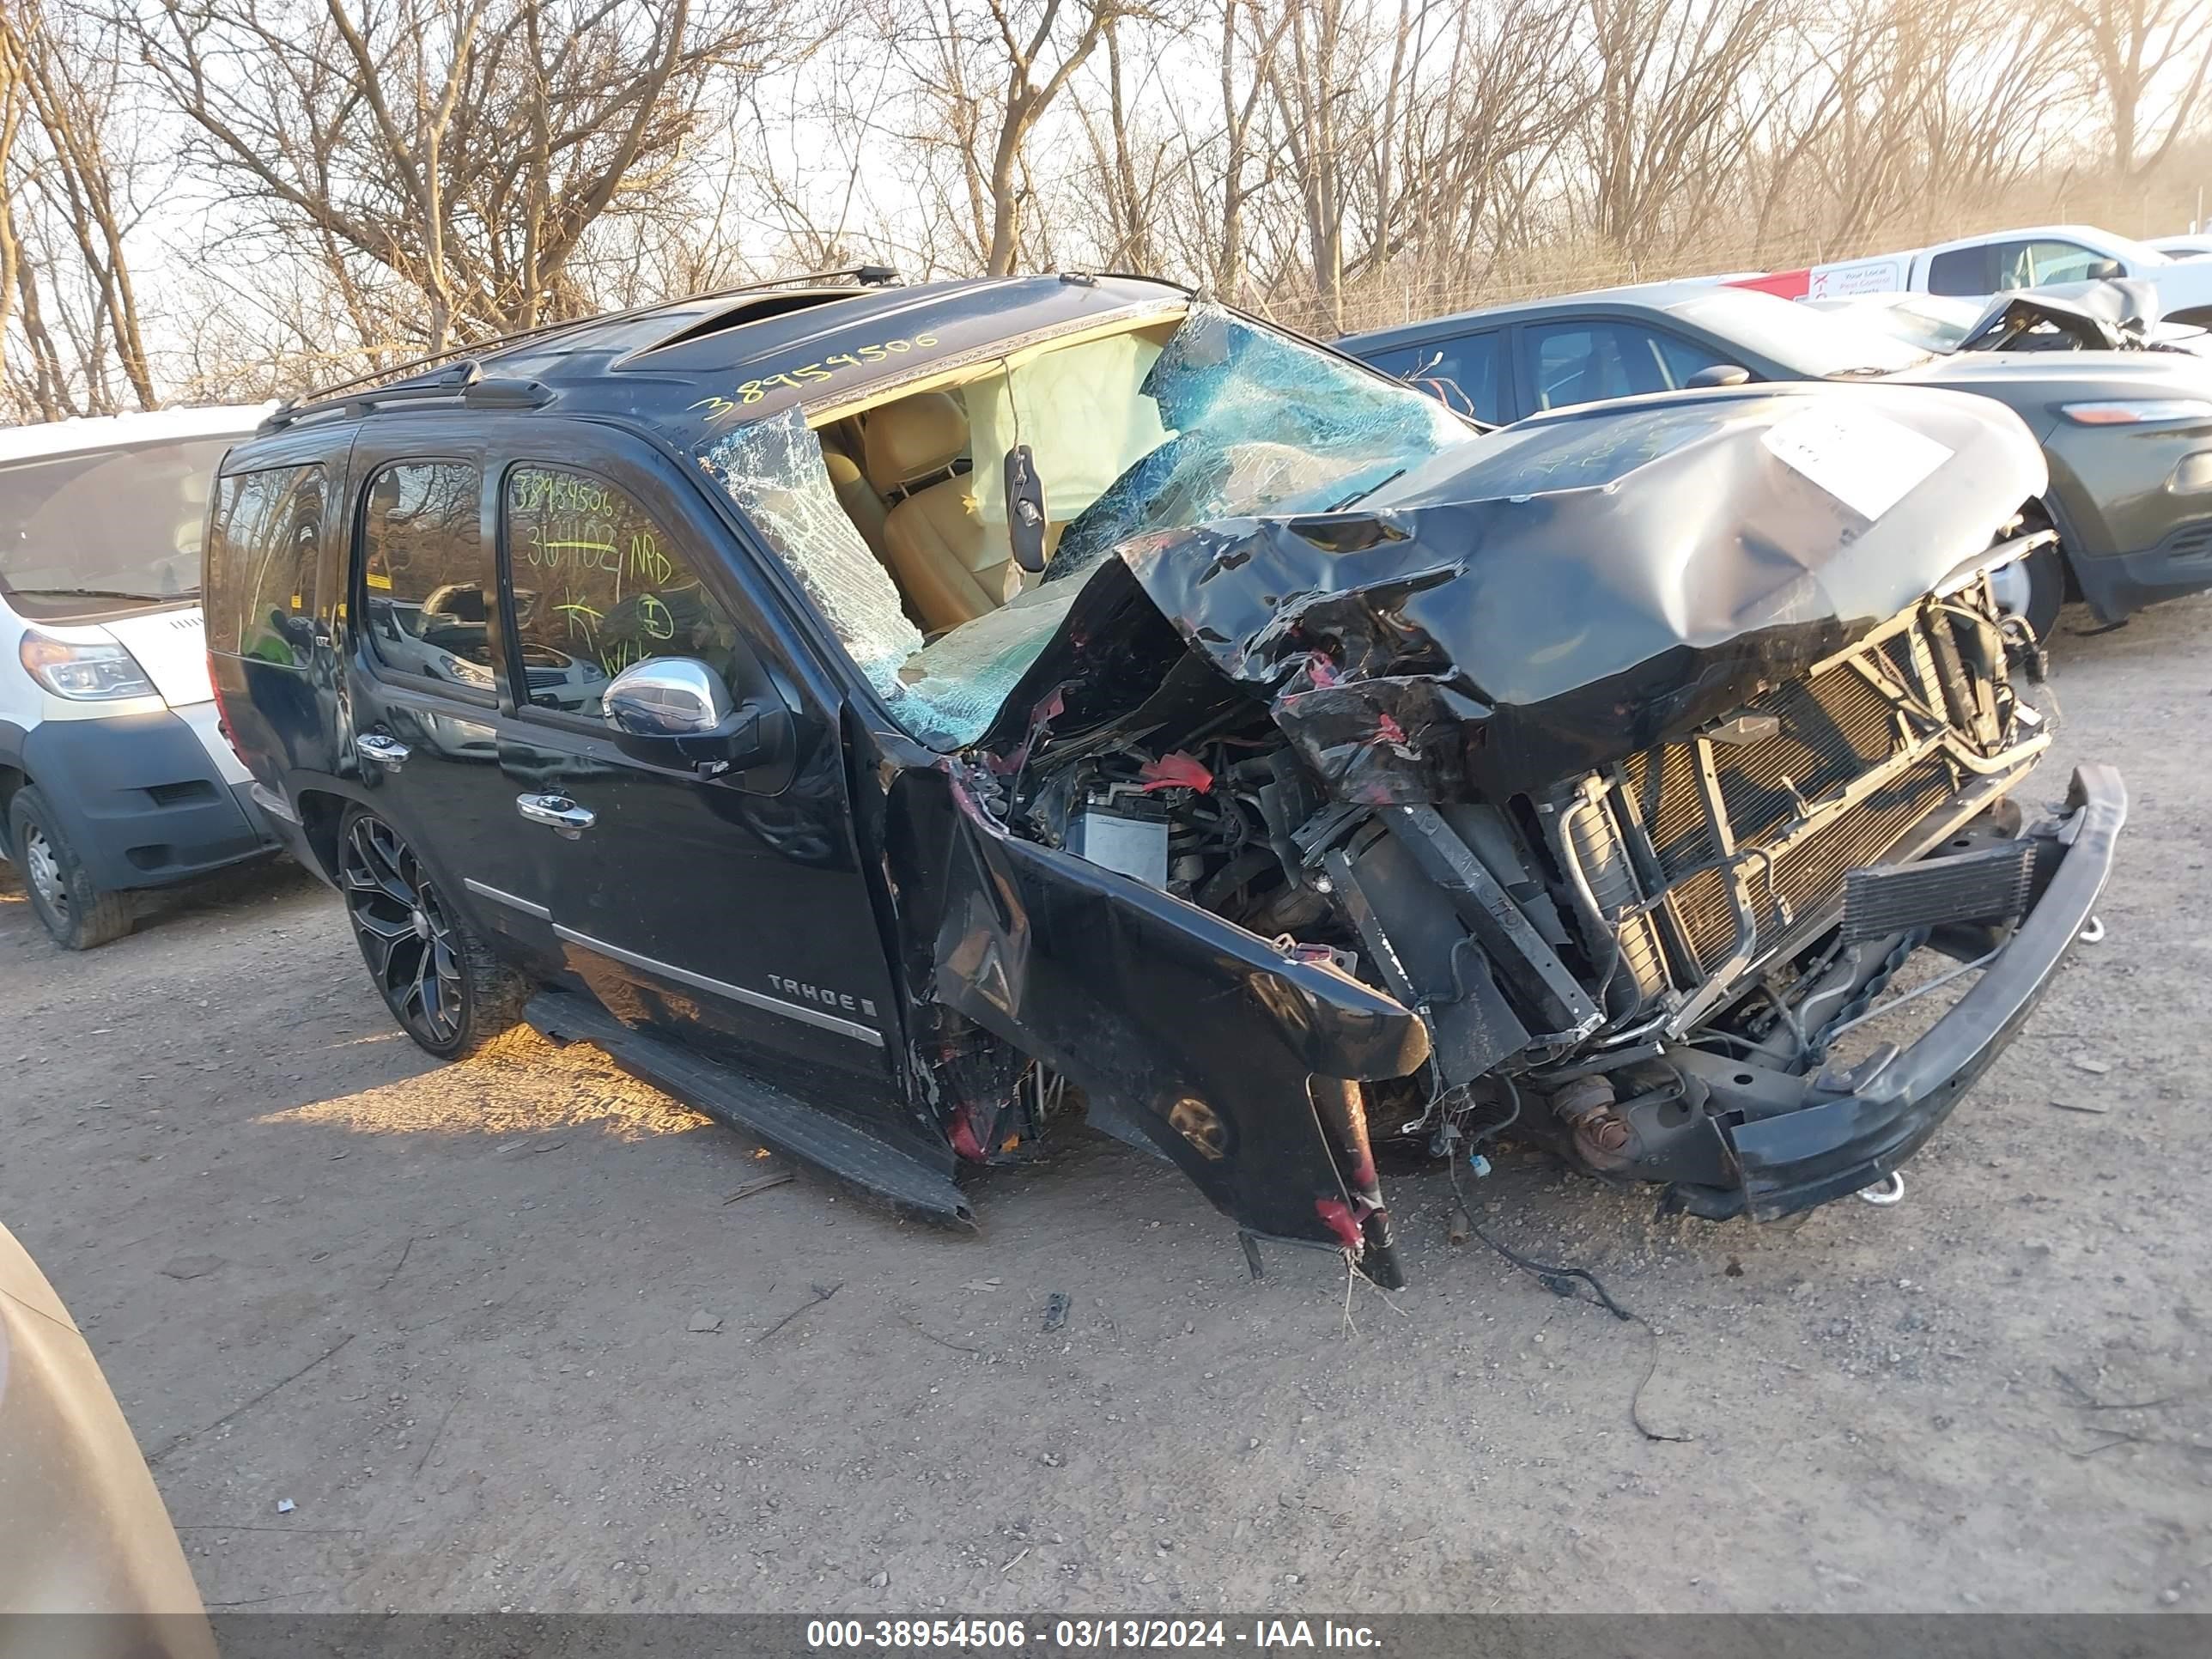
top-left (599, 656), bottom-right (784, 776)
top-left (603, 657), bottom-right (733, 738)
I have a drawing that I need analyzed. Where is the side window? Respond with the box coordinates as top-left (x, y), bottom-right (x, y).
top-left (1987, 240), bottom-right (2038, 289)
top-left (1357, 343), bottom-right (1429, 380)
top-left (357, 461), bottom-right (491, 694)
top-left (1650, 331), bottom-right (1733, 387)
top-left (1527, 321), bottom-right (1669, 410)
top-left (501, 463), bottom-right (742, 720)
top-left (1380, 332), bottom-right (1504, 423)
top-left (204, 465), bottom-right (325, 665)
top-left (1926, 245), bottom-right (1994, 295)
top-left (2024, 240), bottom-right (2105, 284)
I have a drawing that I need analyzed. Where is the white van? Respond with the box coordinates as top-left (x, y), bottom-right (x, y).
top-left (1738, 224), bottom-right (2212, 324)
top-left (0, 404), bottom-right (278, 947)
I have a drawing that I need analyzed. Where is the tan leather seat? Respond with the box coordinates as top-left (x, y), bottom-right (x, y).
top-left (866, 392), bottom-right (1009, 634)
top-left (817, 436), bottom-right (890, 562)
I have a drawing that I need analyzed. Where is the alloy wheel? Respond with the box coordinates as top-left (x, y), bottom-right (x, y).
top-left (342, 815), bottom-right (465, 1048)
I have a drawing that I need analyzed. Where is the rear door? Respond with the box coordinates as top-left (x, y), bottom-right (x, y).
top-left (480, 419), bottom-right (901, 1096)
top-left (338, 424), bottom-right (529, 950)
top-left (204, 447), bottom-right (337, 795)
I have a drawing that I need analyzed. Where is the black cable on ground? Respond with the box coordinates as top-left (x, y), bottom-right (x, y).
top-left (1447, 1152), bottom-right (1691, 1444)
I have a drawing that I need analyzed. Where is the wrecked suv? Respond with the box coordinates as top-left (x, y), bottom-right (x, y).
top-left (206, 272), bottom-right (2123, 1285)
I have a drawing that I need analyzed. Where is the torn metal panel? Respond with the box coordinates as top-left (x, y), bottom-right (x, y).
top-left (1955, 279), bottom-right (2166, 353)
top-left (884, 760), bottom-right (1429, 1253)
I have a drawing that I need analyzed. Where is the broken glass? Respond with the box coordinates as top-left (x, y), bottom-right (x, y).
top-left (696, 412), bottom-right (924, 698)
top-left (697, 306), bottom-right (1480, 751)
top-left (1042, 305), bottom-right (1473, 577)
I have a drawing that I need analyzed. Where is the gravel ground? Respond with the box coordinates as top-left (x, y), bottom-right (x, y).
top-left (4, 593), bottom-right (2209, 1615)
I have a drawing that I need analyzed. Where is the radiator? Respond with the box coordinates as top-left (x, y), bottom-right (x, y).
top-left (1617, 617), bottom-right (1967, 978)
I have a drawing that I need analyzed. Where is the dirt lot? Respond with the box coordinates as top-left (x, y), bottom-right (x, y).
top-left (5, 594), bottom-right (2209, 1615)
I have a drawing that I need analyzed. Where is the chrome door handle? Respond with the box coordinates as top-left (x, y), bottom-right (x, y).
top-left (356, 732), bottom-right (410, 770)
top-left (515, 793), bottom-right (596, 838)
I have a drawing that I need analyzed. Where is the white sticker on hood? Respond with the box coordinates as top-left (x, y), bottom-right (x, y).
top-left (1761, 406), bottom-right (1953, 521)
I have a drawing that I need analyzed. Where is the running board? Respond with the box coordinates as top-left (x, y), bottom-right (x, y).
top-left (524, 992), bottom-right (975, 1227)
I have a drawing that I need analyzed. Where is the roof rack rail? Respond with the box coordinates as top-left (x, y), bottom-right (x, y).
top-left (260, 359), bottom-right (557, 431)
top-left (262, 263), bottom-right (902, 429)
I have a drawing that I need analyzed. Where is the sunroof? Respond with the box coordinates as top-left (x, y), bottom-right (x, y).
top-left (639, 289), bottom-right (869, 356)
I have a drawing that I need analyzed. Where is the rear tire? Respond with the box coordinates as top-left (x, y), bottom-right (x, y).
top-left (9, 786), bottom-right (133, 950)
top-left (337, 805), bottom-right (526, 1060)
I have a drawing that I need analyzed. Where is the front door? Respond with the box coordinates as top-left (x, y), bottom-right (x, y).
top-left (479, 422), bottom-right (901, 1098)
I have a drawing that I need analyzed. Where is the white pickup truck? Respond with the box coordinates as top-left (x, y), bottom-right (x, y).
top-left (1737, 223), bottom-right (2212, 325)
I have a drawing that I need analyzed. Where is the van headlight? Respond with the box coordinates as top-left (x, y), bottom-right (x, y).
top-left (434, 651), bottom-right (495, 688)
top-left (18, 629), bottom-right (155, 701)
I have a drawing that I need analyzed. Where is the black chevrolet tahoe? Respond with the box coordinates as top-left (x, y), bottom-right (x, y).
top-left (204, 270), bottom-right (2124, 1285)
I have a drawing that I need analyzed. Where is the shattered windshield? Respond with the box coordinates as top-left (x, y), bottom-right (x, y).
top-left (697, 305), bottom-right (1475, 749)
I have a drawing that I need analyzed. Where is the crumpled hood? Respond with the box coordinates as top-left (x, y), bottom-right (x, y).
top-left (1954, 279), bottom-right (2163, 351)
top-left (1060, 381), bottom-right (2045, 801)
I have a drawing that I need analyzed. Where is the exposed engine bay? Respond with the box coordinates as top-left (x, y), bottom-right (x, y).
top-left (884, 386), bottom-right (2119, 1286)
top-left (971, 564), bottom-right (2057, 1281)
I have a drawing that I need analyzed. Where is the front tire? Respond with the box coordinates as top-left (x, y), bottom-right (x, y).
top-left (338, 806), bottom-right (526, 1059)
top-left (9, 786), bottom-right (133, 950)
top-left (2017, 538), bottom-right (2064, 644)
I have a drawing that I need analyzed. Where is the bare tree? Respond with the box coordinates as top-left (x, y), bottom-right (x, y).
top-left (896, 0), bottom-right (1139, 276)
top-left (0, 1), bottom-right (170, 416)
top-left (0, 11), bottom-right (21, 351)
top-left (3, 0), bottom-right (2204, 410)
top-left (1070, 12), bottom-right (1182, 270)
top-left (131, 0), bottom-right (799, 355)
top-left (1261, 0), bottom-right (1365, 328)
top-left (1575, 0), bottom-right (1784, 253)
top-left (2051, 0), bottom-right (2212, 177)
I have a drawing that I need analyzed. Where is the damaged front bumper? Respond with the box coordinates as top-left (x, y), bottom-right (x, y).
top-left (1667, 764), bottom-right (2125, 1219)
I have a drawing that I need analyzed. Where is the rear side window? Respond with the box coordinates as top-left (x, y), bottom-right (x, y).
top-left (204, 465), bottom-right (325, 665)
top-left (1925, 246), bottom-right (1992, 295)
top-left (357, 461), bottom-right (490, 691)
top-left (501, 463), bottom-right (741, 718)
